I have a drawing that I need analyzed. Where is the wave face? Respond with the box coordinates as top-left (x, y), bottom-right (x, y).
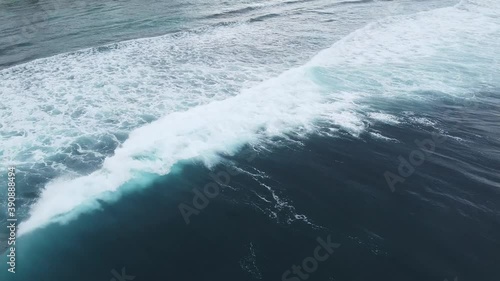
top-left (1, 0), bottom-right (499, 235)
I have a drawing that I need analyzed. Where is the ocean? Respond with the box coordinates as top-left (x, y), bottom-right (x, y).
top-left (0, 0), bottom-right (499, 280)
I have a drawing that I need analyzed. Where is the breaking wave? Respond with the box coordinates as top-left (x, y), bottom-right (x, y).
top-left (3, 0), bottom-right (498, 235)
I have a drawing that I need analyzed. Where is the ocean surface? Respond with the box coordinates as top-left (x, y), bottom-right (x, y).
top-left (1, 0), bottom-right (500, 280)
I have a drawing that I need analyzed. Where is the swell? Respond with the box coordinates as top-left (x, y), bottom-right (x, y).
top-left (16, 0), bottom-right (500, 235)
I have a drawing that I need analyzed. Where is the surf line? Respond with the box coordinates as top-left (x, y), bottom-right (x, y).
top-left (6, 167), bottom-right (17, 274)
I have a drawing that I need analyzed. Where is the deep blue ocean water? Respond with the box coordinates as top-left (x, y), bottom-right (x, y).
top-left (1, 0), bottom-right (500, 280)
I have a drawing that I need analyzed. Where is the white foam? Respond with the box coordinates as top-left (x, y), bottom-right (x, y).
top-left (368, 112), bottom-right (401, 125)
top-left (369, 132), bottom-right (399, 142)
top-left (0, 20), bottom-right (322, 172)
top-left (309, 0), bottom-right (500, 97)
top-left (17, 64), bottom-right (363, 235)
top-left (15, 0), bottom-right (500, 235)
top-left (408, 117), bottom-right (437, 127)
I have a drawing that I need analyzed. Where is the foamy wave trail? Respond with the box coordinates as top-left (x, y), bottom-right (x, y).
top-left (0, 21), bottom-right (312, 175)
top-left (17, 59), bottom-right (354, 235)
top-left (17, 0), bottom-right (500, 235)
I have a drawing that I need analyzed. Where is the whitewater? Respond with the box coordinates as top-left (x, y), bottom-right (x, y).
top-left (0, 0), bottom-right (498, 236)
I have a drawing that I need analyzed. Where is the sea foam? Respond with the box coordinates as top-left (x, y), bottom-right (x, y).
top-left (15, 0), bottom-right (500, 235)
